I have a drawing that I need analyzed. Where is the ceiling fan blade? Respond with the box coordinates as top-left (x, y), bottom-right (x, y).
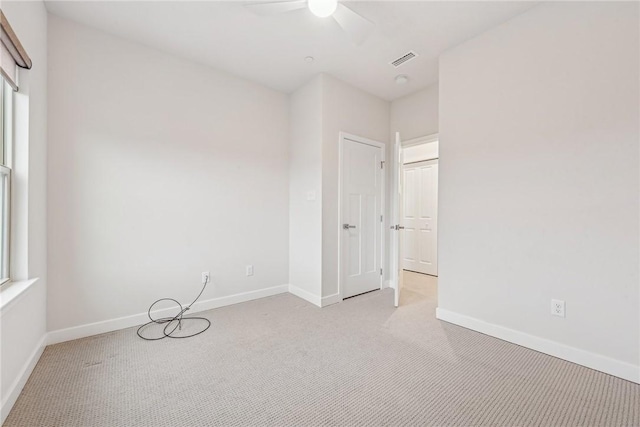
top-left (245, 0), bottom-right (307, 16)
top-left (332, 3), bottom-right (374, 45)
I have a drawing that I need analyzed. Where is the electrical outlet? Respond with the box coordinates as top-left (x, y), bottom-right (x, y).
top-left (201, 272), bottom-right (210, 284)
top-left (246, 265), bottom-right (254, 276)
top-left (551, 299), bottom-right (565, 317)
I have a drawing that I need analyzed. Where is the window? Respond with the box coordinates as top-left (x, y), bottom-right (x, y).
top-left (0, 10), bottom-right (32, 285)
top-left (0, 78), bottom-right (11, 284)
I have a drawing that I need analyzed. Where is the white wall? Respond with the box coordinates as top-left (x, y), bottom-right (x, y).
top-left (287, 74), bottom-right (390, 304)
top-left (0, 0), bottom-right (48, 422)
top-left (390, 84), bottom-right (438, 142)
top-left (321, 74), bottom-right (389, 299)
top-left (47, 16), bottom-right (290, 333)
top-left (403, 141), bottom-right (439, 164)
top-left (289, 76), bottom-right (323, 300)
top-left (438, 2), bottom-right (639, 382)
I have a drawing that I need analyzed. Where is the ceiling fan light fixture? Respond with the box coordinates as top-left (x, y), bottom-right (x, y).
top-left (308, 0), bottom-right (338, 18)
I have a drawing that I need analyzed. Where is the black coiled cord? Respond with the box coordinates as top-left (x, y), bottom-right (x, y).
top-left (136, 278), bottom-right (211, 340)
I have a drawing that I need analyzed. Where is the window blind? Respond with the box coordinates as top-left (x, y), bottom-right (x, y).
top-left (0, 10), bottom-right (32, 91)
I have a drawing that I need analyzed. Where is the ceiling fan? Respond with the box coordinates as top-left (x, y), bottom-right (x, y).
top-left (245, 0), bottom-right (374, 45)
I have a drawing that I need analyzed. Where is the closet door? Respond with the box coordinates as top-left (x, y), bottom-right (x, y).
top-left (402, 160), bottom-right (438, 276)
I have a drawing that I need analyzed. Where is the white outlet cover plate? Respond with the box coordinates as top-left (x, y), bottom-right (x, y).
top-left (551, 299), bottom-right (565, 317)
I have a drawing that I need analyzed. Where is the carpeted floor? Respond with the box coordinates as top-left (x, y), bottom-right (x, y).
top-left (5, 273), bottom-right (640, 426)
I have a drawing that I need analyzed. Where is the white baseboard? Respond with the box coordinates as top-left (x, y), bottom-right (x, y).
top-left (436, 308), bottom-right (640, 384)
top-left (383, 280), bottom-right (393, 289)
top-left (48, 285), bottom-right (289, 345)
top-left (288, 284), bottom-right (321, 307)
top-left (321, 293), bottom-right (341, 307)
top-left (1, 334), bottom-right (47, 424)
top-left (192, 285), bottom-right (288, 313)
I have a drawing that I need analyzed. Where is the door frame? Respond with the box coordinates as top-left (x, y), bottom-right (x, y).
top-left (337, 132), bottom-right (386, 301)
top-left (391, 132), bottom-right (439, 306)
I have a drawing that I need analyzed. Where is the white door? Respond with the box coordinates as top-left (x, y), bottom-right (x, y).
top-left (402, 160), bottom-right (438, 276)
top-left (341, 136), bottom-right (384, 299)
top-left (391, 133), bottom-right (403, 307)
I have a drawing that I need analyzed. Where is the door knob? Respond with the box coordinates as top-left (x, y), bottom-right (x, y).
top-left (343, 224), bottom-right (356, 230)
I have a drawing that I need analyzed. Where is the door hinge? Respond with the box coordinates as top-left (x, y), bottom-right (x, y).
top-left (380, 161), bottom-right (385, 169)
top-left (380, 215), bottom-right (383, 223)
top-left (380, 268), bottom-right (383, 276)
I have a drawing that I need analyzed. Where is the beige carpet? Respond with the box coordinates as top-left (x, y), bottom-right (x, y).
top-left (5, 273), bottom-right (639, 426)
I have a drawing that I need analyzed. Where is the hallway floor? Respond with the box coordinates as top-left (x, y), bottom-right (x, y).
top-left (399, 270), bottom-right (438, 306)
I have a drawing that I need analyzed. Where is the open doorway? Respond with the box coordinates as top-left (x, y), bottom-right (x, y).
top-left (390, 133), bottom-right (439, 307)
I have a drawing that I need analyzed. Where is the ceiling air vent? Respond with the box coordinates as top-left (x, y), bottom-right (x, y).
top-left (390, 51), bottom-right (418, 68)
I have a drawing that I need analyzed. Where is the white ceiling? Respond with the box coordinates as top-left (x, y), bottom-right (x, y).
top-left (45, 1), bottom-right (537, 101)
